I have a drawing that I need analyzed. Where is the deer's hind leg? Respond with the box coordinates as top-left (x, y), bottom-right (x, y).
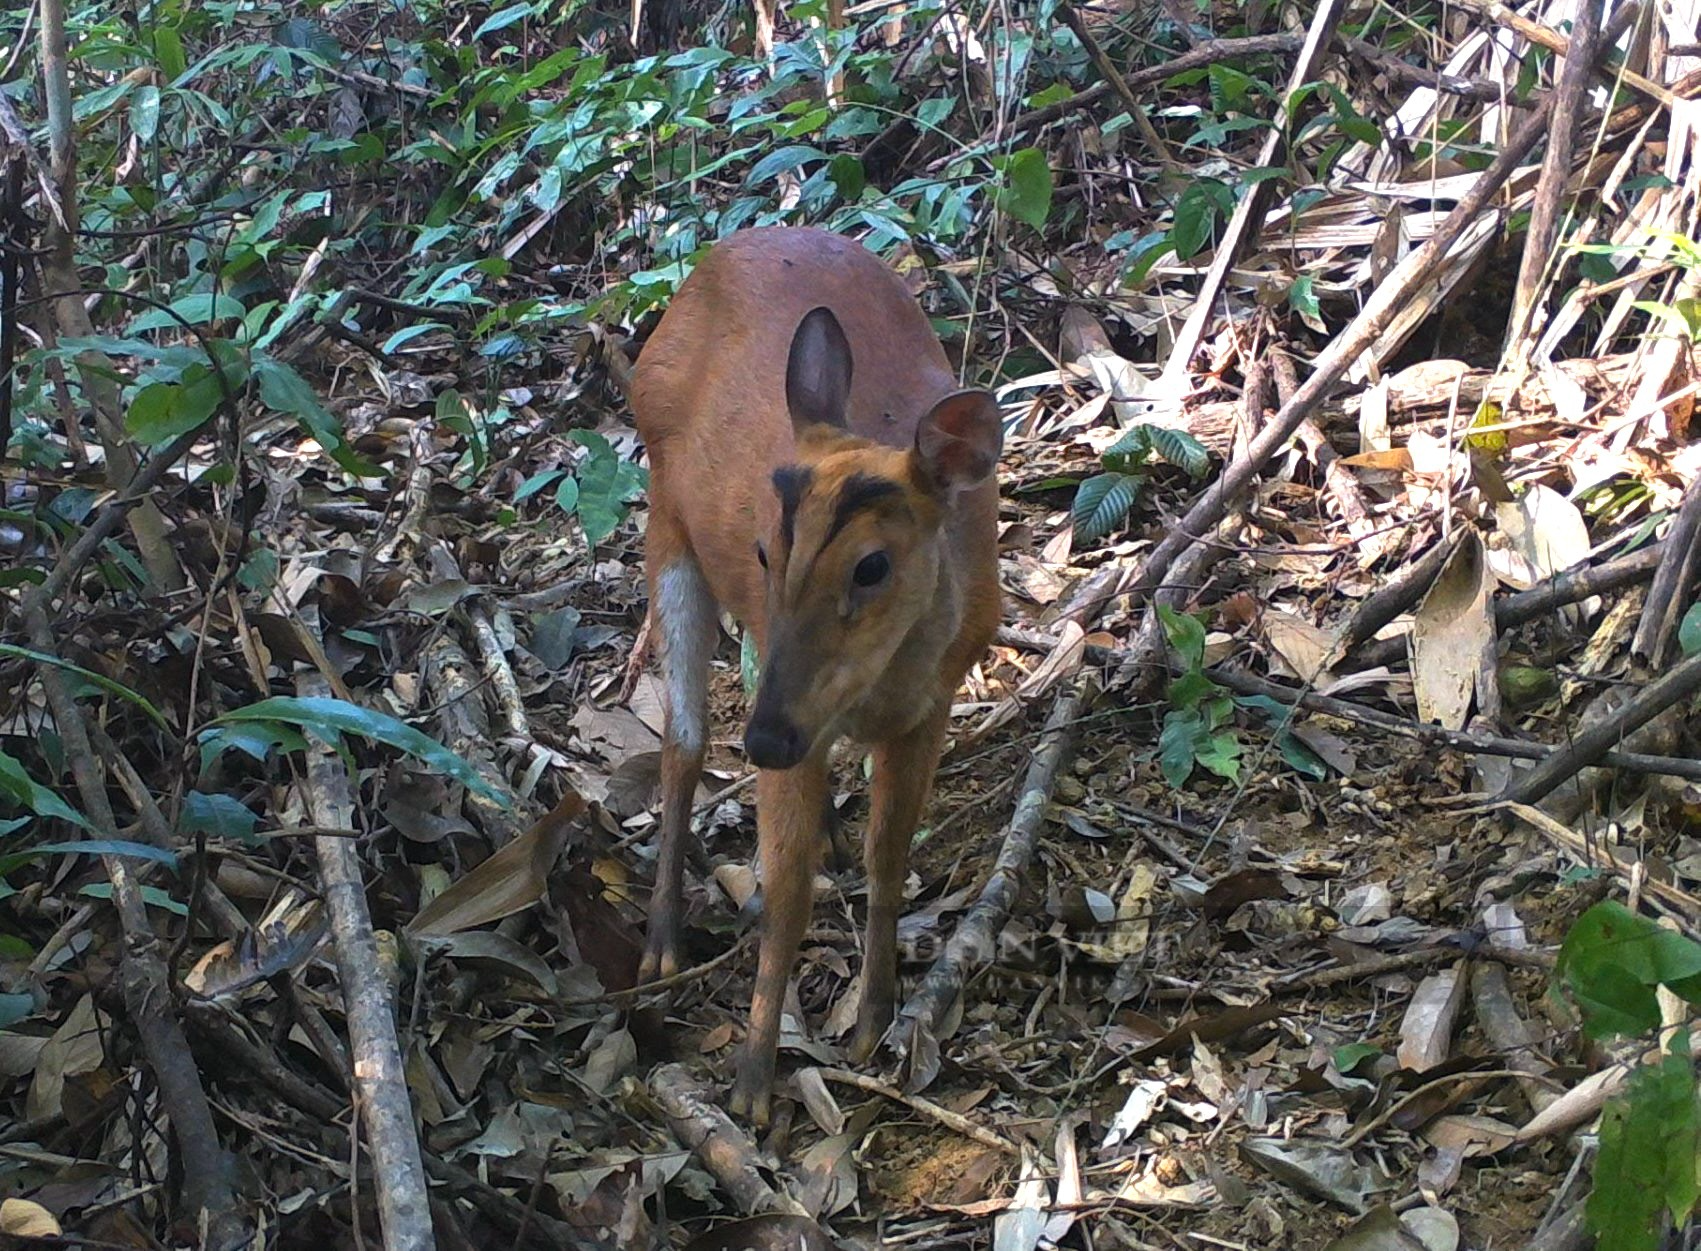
top-left (639, 520), bottom-right (717, 981)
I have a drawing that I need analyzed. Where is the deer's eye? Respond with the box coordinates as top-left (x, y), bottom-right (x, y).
top-left (756, 543), bottom-right (768, 570)
top-left (852, 551), bottom-right (891, 589)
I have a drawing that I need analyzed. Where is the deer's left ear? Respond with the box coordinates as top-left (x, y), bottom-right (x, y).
top-left (785, 306), bottom-right (853, 433)
top-left (914, 389), bottom-right (1001, 493)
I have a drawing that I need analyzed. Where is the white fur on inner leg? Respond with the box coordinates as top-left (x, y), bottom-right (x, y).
top-left (655, 560), bottom-right (715, 755)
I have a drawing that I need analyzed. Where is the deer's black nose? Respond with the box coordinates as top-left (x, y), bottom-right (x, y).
top-left (744, 716), bottom-right (807, 770)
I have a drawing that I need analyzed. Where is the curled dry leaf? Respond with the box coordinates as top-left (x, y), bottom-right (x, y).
top-left (407, 788), bottom-right (586, 937)
top-left (1262, 608), bottom-right (1341, 683)
top-left (1410, 531), bottom-right (1495, 730)
top-left (1493, 482), bottom-right (1596, 625)
top-left (0, 1198), bottom-right (61, 1237)
top-left (26, 994), bottom-right (107, 1123)
top-left (1396, 962), bottom-right (1467, 1072)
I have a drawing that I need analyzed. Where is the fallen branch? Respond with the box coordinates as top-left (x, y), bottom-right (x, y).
top-left (1631, 473), bottom-right (1701, 666)
top-left (1112, 509), bottom-right (1245, 692)
top-left (1057, 2), bottom-right (1179, 172)
top-left (816, 1067), bottom-right (1020, 1154)
top-left (1498, 650), bottom-right (1701, 805)
top-left (1339, 530), bottom-right (1460, 653)
top-left (995, 625), bottom-right (1701, 783)
top-left (650, 1063), bottom-right (809, 1217)
top-left (298, 612), bottom-right (434, 1251)
top-left (1348, 539), bottom-right (1666, 671)
top-left (1505, 0), bottom-right (1602, 349)
top-left (1084, 100), bottom-right (1557, 625)
top-left (895, 677), bottom-right (1086, 1070)
top-left (20, 603), bottom-right (247, 1249)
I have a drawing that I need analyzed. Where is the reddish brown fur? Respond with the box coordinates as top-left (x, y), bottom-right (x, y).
top-left (631, 226), bottom-right (1001, 1124)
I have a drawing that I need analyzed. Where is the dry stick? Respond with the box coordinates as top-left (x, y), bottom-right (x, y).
top-left (650, 1063), bottom-right (808, 1218)
top-left (1056, 3), bottom-right (1180, 173)
top-left (1158, 0), bottom-right (1349, 394)
top-left (897, 679), bottom-right (1086, 1048)
top-left (1451, 0), bottom-right (1673, 106)
top-left (1209, 667), bottom-right (1701, 783)
top-left (1350, 539), bottom-right (1666, 671)
top-left (20, 603), bottom-right (249, 1249)
top-left (1506, 0), bottom-right (1603, 351)
top-left (995, 625), bottom-right (1701, 783)
top-left (1339, 530), bottom-right (1462, 653)
top-left (1003, 33), bottom-right (1305, 140)
top-left (816, 1066), bottom-right (1020, 1154)
top-left (298, 637), bottom-right (433, 1251)
top-left (1074, 102), bottom-right (1559, 630)
top-left (1500, 649), bottom-right (1701, 805)
top-left (1274, 348), bottom-right (1376, 547)
top-left (1631, 473), bottom-right (1701, 666)
top-left (191, 1005), bottom-right (603, 1251)
top-left (1111, 509), bottom-right (1244, 689)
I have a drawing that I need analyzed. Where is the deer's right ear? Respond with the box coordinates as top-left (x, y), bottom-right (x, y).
top-left (785, 307), bottom-right (853, 433)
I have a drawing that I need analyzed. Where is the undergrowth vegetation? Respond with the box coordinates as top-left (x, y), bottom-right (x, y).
top-left (3, 0), bottom-right (1701, 1247)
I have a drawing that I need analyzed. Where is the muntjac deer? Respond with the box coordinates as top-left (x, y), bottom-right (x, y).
top-left (630, 226), bottom-right (1002, 1123)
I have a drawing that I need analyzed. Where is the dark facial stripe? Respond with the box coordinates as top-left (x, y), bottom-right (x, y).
top-left (822, 471), bottom-right (903, 550)
top-left (772, 465), bottom-right (812, 549)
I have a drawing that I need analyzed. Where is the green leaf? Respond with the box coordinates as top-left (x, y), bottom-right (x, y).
top-left (132, 292), bottom-right (247, 333)
top-left (130, 85), bottom-right (161, 144)
top-left (1158, 708), bottom-right (1203, 788)
top-left (1072, 472), bottom-right (1138, 542)
top-left (254, 357), bottom-right (385, 478)
top-left (154, 27), bottom-right (187, 80)
top-left (0, 994), bottom-right (33, 1028)
top-left (1332, 1042), bottom-right (1381, 1075)
top-left (0, 750), bottom-right (91, 831)
top-left (1681, 602), bottom-right (1701, 656)
top-left (515, 468), bottom-right (566, 502)
top-left (0, 645), bottom-right (169, 729)
top-left (179, 792), bottom-right (259, 845)
top-left (197, 722), bottom-right (308, 775)
top-left (997, 147), bottom-right (1053, 230)
top-left (827, 153), bottom-right (865, 199)
top-left (1588, 1037), bottom-right (1701, 1251)
top-left (125, 374), bottom-right (221, 446)
top-left (1277, 731), bottom-right (1329, 780)
top-left (474, 2), bottom-right (536, 37)
top-left (745, 145), bottom-right (823, 187)
top-left (1195, 730), bottom-right (1243, 782)
top-left (1146, 426), bottom-right (1211, 477)
top-left (30, 840), bottom-right (179, 868)
top-left (80, 882), bottom-right (188, 916)
top-left (568, 430), bottom-right (639, 546)
top-left (212, 697), bottom-right (509, 807)
top-left (1559, 901), bottom-right (1701, 1038)
top-left (1289, 273), bottom-right (1320, 320)
top-left (554, 475), bottom-right (581, 516)
top-left (1170, 184), bottom-right (1221, 260)
top-left (1157, 603), bottom-right (1208, 671)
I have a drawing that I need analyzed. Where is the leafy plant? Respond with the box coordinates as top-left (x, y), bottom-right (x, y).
top-left (1155, 605), bottom-right (1241, 787)
top-left (200, 696), bottom-right (508, 805)
top-left (514, 430), bottom-right (649, 548)
top-left (1072, 424), bottom-right (1209, 542)
top-left (1555, 900), bottom-right (1701, 1251)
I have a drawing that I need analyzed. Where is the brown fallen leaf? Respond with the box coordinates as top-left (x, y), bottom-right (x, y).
top-left (408, 788), bottom-right (586, 937)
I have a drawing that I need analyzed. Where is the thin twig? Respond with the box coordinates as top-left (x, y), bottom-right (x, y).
top-left (897, 677), bottom-right (1087, 1053)
top-left (817, 1066), bottom-right (1021, 1153)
